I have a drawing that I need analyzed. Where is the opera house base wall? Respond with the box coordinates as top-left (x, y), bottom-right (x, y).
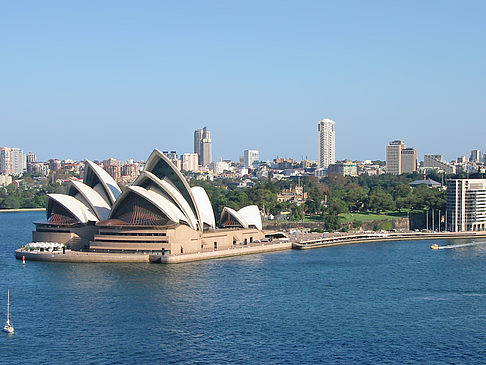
top-left (89, 225), bottom-right (266, 256)
top-left (16, 239), bottom-right (291, 264)
top-left (149, 241), bottom-right (292, 264)
top-left (33, 224), bottom-right (98, 251)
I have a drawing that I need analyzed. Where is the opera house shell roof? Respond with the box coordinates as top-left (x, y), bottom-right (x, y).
top-left (42, 149), bottom-right (262, 233)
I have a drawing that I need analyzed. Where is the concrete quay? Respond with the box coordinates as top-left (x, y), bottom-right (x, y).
top-left (293, 231), bottom-right (486, 249)
top-left (16, 249), bottom-right (149, 263)
top-left (15, 241), bottom-right (292, 264)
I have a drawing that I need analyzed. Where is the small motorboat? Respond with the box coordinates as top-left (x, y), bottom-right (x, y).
top-left (3, 289), bottom-right (14, 334)
top-left (430, 244), bottom-right (439, 250)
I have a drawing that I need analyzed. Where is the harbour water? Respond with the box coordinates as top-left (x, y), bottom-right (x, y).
top-left (2, 211), bottom-right (486, 364)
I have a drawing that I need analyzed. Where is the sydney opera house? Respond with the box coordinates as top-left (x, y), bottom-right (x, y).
top-left (31, 149), bottom-right (266, 257)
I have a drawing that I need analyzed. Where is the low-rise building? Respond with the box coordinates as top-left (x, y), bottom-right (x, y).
top-left (423, 155), bottom-right (456, 174)
top-left (328, 160), bottom-right (358, 177)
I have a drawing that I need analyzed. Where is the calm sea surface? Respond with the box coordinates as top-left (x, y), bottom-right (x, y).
top-left (1, 211), bottom-right (486, 364)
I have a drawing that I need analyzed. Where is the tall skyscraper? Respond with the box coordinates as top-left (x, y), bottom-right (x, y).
top-left (318, 118), bottom-right (335, 169)
top-left (244, 150), bottom-right (260, 168)
top-left (386, 140), bottom-right (405, 175)
top-left (194, 126), bottom-right (212, 166)
top-left (470, 149), bottom-right (482, 162)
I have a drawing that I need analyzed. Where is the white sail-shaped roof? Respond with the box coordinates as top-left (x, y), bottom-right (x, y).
top-left (110, 186), bottom-right (187, 226)
top-left (143, 149), bottom-right (203, 230)
top-left (67, 180), bottom-right (111, 221)
top-left (238, 205), bottom-right (262, 230)
top-left (220, 205), bottom-right (262, 230)
top-left (191, 186), bottom-right (216, 230)
top-left (220, 207), bottom-right (248, 228)
top-left (134, 171), bottom-right (198, 230)
top-left (84, 160), bottom-right (122, 206)
top-left (47, 194), bottom-right (98, 223)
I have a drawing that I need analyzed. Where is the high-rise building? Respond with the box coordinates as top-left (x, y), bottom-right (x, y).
top-left (244, 150), bottom-right (260, 168)
top-left (182, 153), bottom-right (199, 172)
top-left (194, 126), bottom-right (212, 166)
top-left (470, 149), bottom-right (482, 162)
top-left (401, 148), bottom-right (417, 174)
top-left (0, 147), bottom-right (26, 175)
top-left (446, 179), bottom-right (486, 232)
top-left (318, 118), bottom-right (335, 169)
top-left (386, 140), bottom-right (405, 175)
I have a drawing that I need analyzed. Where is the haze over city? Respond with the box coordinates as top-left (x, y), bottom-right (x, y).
top-left (2, 0), bottom-right (486, 162)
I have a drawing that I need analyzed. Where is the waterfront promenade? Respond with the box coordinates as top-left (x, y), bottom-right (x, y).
top-left (293, 231), bottom-right (486, 249)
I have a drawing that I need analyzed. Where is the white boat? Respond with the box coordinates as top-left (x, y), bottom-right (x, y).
top-left (3, 289), bottom-right (14, 334)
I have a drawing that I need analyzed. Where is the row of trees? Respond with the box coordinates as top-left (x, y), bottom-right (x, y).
top-left (192, 173), bottom-right (447, 230)
top-left (2, 171), bottom-right (448, 234)
top-left (0, 183), bottom-right (64, 209)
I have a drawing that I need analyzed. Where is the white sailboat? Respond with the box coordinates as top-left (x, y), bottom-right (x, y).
top-left (3, 289), bottom-right (14, 334)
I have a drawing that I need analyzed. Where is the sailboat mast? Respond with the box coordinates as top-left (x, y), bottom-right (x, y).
top-left (7, 289), bottom-right (10, 322)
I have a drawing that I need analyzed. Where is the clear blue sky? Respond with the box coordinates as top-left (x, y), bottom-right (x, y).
top-left (1, 0), bottom-right (485, 162)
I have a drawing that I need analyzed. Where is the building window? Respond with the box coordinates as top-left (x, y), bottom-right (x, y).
top-left (180, 246), bottom-right (184, 254)
top-left (214, 242), bottom-right (217, 249)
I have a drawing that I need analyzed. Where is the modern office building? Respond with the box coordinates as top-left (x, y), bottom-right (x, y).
top-left (386, 140), bottom-right (405, 175)
top-left (470, 149), bottom-right (482, 163)
top-left (401, 148), bottom-right (417, 174)
top-left (318, 118), bottom-right (335, 169)
top-left (194, 126), bottom-right (212, 167)
top-left (244, 150), bottom-right (260, 168)
top-left (0, 147), bottom-right (26, 176)
top-left (423, 155), bottom-right (456, 174)
top-left (446, 179), bottom-right (486, 232)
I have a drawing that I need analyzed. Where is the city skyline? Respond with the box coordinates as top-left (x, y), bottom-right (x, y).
top-left (1, 1), bottom-right (486, 162)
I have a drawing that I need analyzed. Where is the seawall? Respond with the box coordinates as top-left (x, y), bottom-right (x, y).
top-left (293, 231), bottom-right (486, 250)
top-left (16, 241), bottom-right (292, 264)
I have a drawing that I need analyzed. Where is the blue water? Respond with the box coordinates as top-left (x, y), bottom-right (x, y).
top-left (2, 211), bottom-right (486, 364)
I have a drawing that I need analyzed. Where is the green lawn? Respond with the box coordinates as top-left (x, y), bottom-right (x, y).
top-left (340, 212), bottom-right (404, 222)
top-left (301, 210), bottom-right (424, 223)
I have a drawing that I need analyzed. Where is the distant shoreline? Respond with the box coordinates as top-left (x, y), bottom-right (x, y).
top-left (0, 208), bottom-right (45, 213)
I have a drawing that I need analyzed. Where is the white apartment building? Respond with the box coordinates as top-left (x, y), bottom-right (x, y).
top-left (318, 118), bottom-right (335, 169)
top-left (244, 150), bottom-right (259, 168)
top-left (0, 147), bottom-right (26, 176)
top-left (446, 179), bottom-right (486, 232)
top-left (182, 153), bottom-right (199, 172)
